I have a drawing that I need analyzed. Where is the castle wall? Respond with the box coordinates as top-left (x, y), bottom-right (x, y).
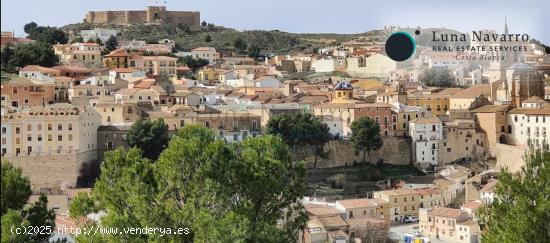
top-left (300, 138), bottom-right (412, 168)
top-left (3, 150), bottom-right (97, 190)
top-left (84, 7), bottom-right (200, 26)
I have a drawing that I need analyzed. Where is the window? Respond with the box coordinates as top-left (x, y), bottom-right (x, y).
top-left (68, 123), bottom-right (73, 131)
top-left (205, 121), bottom-right (210, 128)
top-left (432, 125), bottom-right (436, 131)
top-left (48, 124), bottom-right (52, 131)
top-left (233, 121), bottom-right (239, 131)
top-left (48, 134), bottom-right (52, 141)
top-left (68, 134), bottom-right (73, 141)
top-left (1, 127), bottom-right (6, 134)
top-left (27, 124), bottom-right (32, 131)
top-left (58, 124), bottom-right (62, 131)
top-left (58, 135), bottom-right (62, 141)
top-left (38, 135), bottom-right (42, 141)
top-left (15, 127), bottom-right (20, 134)
top-left (27, 135), bottom-right (32, 142)
top-left (12, 87), bottom-right (17, 94)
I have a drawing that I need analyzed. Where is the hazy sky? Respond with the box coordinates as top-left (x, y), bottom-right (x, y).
top-left (2, 0), bottom-right (549, 43)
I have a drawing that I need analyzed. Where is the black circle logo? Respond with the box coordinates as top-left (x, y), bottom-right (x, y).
top-left (385, 32), bottom-right (416, 61)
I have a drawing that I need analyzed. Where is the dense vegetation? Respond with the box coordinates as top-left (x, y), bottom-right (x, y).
top-left (73, 125), bottom-right (307, 242)
top-left (1, 162), bottom-right (56, 243)
top-left (477, 146), bottom-right (550, 242)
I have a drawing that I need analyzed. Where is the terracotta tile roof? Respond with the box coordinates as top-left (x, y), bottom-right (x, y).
top-left (428, 207), bottom-right (463, 218)
top-left (461, 201), bottom-right (482, 211)
top-left (522, 96), bottom-right (546, 104)
top-left (437, 88), bottom-right (463, 95)
top-left (453, 84), bottom-right (491, 99)
top-left (480, 179), bottom-right (498, 193)
top-left (110, 68), bottom-right (137, 73)
top-left (337, 198), bottom-right (377, 209)
top-left (456, 220), bottom-right (478, 226)
top-left (317, 216), bottom-right (348, 228)
top-left (471, 105), bottom-right (509, 113)
top-left (20, 65), bottom-right (60, 73)
top-left (104, 49), bottom-right (130, 57)
top-left (509, 106), bottom-right (550, 115)
top-left (411, 117), bottom-right (441, 124)
top-left (305, 205), bottom-right (341, 216)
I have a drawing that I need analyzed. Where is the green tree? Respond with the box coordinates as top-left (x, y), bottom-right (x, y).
top-left (1, 195), bottom-right (56, 243)
top-left (1, 162), bottom-right (32, 215)
top-left (177, 56), bottom-right (209, 71)
top-left (26, 25), bottom-right (68, 44)
top-left (23, 22), bottom-right (38, 34)
top-left (70, 37), bottom-right (84, 44)
top-left (233, 38), bottom-right (248, 53)
top-left (1, 210), bottom-right (27, 243)
top-left (350, 117), bottom-right (383, 167)
top-left (421, 67), bottom-right (455, 87)
top-left (95, 37), bottom-right (103, 45)
top-left (86, 125), bottom-right (307, 242)
top-left (477, 146), bottom-right (550, 242)
top-left (266, 112), bottom-right (330, 168)
top-left (86, 38), bottom-right (95, 43)
top-left (102, 35), bottom-right (118, 55)
top-left (204, 34), bottom-right (212, 43)
top-left (126, 118), bottom-right (169, 160)
top-left (201, 21), bottom-right (207, 27)
top-left (68, 192), bottom-right (97, 218)
top-left (247, 45), bottom-right (261, 59)
top-left (23, 195), bottom-right (56, 243)
top-left (1, 44), bottom-right (15, 72)
top-left (6, 42), bottom-right (58, 69)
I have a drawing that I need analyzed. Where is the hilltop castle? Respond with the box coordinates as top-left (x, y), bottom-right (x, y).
top-left (84, 6), bottom-right (200, 26)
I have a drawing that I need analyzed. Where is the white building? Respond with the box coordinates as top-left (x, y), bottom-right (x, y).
top-left (346, 53), bottom-right (397, 78)
top-left (253, 76), bottom-right (280, 88)
top-left (507, 97), bottom-right (550, 148)
top-left (410, 117), bottom-right (443, 166)
top-left (79, 28), bottom-right (118, 42)
top-left (480, 180), bottom-right (497, 204)
top-left (191, 47), bottom-right (220, 64)
top-left (313, 58), bottom-right (336, 73)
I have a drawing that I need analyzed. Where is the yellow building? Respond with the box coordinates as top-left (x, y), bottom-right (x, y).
top-left (332, 81), bottom-right (355, 103)
top-left (0, 104), bottom-right (101, 189)
top-left (406, 94), bottom-right (450, 116)
top-left (373, 189), bottom-right (421, 223)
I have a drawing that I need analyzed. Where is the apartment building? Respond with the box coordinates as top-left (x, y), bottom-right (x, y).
top-left (130, 55), bottom-right (177, 77)
top-left (0, 104), bottom-right (101, 189)
top-left (410, 117), bottom-right (443, 166)
top-left (507, 97), bottom-right (550, 148)
top-left (373, 189), bottom-right (421, 223)
top-left (53, 42), bottom-right (102, 68)
top-left (335, 198), bottom-right (387, 220)
top-left (148, 110), bottom-right (261, 142)
top-left (419, 207), bottom-right (480, 243)
top-left (1, 77), bottom-right (55, 107)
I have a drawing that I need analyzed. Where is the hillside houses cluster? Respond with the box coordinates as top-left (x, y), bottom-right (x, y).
top-left (1, 24), bottom-right (549, 243)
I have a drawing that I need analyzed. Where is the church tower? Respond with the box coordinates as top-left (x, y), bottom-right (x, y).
top-left (333, 81), bottom-right (354, 103)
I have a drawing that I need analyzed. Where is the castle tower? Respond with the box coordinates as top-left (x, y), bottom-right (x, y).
top-left (147, 6), bottom-right (166, 23)
top-left (332, 81), bottom-right (354, 103)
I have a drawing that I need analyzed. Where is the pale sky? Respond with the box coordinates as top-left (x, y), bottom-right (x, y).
top-left (1, 0), bottom-right (549, 44)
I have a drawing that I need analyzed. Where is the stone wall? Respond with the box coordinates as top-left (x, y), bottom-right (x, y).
top-left (495, 143), bottom-right (526, 173)
top-left (85, 8), bottom-right (199, 26)
top-left (302, 138), bottom-right (412, 168)
top-left (3, 150), bottom-right (97, 190)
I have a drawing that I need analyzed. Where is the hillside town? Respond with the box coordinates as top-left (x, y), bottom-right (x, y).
top-left (1, 4), bottom-right (549, 243)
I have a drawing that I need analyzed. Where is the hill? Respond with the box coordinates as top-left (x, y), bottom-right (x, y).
top-left (61, 22), bottom-right (378, 53)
